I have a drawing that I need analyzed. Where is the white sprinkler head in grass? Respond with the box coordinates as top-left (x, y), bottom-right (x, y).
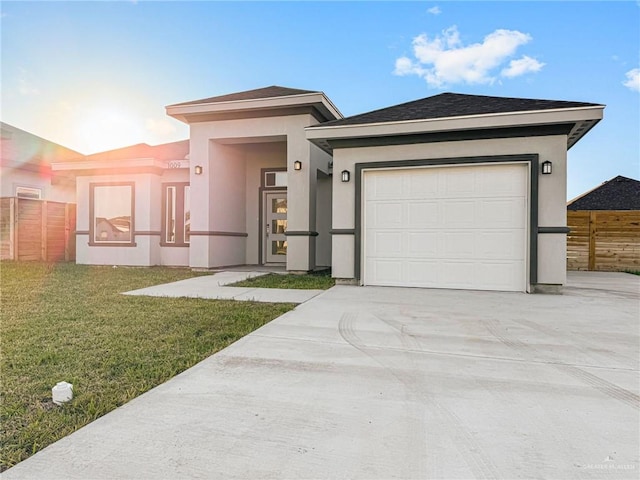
top-left (52, 381), bottom-right (73, 405)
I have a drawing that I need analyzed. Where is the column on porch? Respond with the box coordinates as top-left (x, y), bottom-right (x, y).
top-left (189, 138), bottom-right (247, 269)
top-left (285, 133), bottom-right (316, 273)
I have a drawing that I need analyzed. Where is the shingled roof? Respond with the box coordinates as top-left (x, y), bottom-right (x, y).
top-left (170, 86), bottom-right (320, 107)
top-left (315, 92), bottom-right (602, 127)
top-left (568, 175), bottom-right (640, 211)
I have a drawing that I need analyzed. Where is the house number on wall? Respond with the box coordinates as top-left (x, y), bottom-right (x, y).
top-left (167, 161), bottom-right (181, 169)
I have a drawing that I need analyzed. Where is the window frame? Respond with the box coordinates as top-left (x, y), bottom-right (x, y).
top-left (261, 167), bottom-right (287, 190)
top-left (15, 186), bottom-right (42, 200)
top-left (89, 182), bottom-right (136, 247)
top-left (161, 182), bottom-right (190, 247)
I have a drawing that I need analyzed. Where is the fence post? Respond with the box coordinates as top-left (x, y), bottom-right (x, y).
top-left (64, 203), bottom-right (69, 261)
top-left (9, 197), bottom-right (16, 260)
top-left (41, 201), bottom-right (48, 261)
top-left (588, 211), bottom-right (597, 271)
top-left (13, 197), bottom-right (20, 260)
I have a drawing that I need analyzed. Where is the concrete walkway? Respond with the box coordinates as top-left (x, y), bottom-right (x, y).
top-left (123, 271), bottom-right (325, 304)
top-left (3, 272), bottom-right (639, 479)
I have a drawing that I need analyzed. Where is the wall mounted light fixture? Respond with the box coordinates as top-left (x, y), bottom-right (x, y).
top-left (194, 165), bottom-right (203, 175)
top-left (341, 170), bottom-right (350, 182)
top-left (541, 161), bottom-right (552, 175)
top-left (294, 160), bottom-right (302, 171)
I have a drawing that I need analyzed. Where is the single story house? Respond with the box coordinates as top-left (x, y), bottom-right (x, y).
top-left (567, 175), bottom-right (640, 211)
top-left (1, 122), bottom-right (81, 202)
top-left (1, 123), bottom-right (82, 262)
top-left (52, 86), bottom-right (604, 293)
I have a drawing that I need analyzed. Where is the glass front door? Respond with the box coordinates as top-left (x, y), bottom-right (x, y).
top-left (264, 192), bottom-right (287, 263)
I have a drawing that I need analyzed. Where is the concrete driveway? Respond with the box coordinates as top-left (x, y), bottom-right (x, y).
top-left (4, 272), bottom-right (639, 479)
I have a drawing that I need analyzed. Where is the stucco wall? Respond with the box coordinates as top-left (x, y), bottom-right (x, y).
top-left (189, 140), bottom-right (247, 268)
top-left (331, 135), bottom-right (569, 289)
top-left (76, 173), bottom-right (158, 266)
top-left (310, 142), bottom-right (332, 269)
top-left (244, 142), bottom-right (287, 265)
top-left (1, 122), bottom-right (80, 203)
top-left (76, 168), bottom-right (191, 266)
top-left (315, 173), bottom-right (332, 268)
top-left (188, 113), bottom-right (320, 270)
top-left (1, 170), bottom-right (76, 203)
top-left (286, 123), bottom-right (315, 271)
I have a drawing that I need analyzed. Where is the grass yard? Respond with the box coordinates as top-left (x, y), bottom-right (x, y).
top-left (231, 270), bottom-right (335, 290)
top-left (0, 262), bottom-right (294, 471)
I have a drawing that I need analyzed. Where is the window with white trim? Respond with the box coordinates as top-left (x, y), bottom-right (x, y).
top-left (15, 186), bottom-right (42, 199)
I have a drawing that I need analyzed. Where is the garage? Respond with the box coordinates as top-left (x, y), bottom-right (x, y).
top-left (306, 91), bottom-right (604, 292)
top-left (362, 163), bottom-right (528, 292)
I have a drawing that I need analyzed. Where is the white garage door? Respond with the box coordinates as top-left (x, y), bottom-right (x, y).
top-left (363, 163), bottom-right (528, 292)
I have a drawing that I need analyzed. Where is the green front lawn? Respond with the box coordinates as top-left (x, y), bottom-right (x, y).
top-left (0, 262), bottom-right (294, 471)
top-left (231, 270), bottom-right (335, 290)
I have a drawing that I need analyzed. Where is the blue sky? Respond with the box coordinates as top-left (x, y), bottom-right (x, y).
top-left (1, 1), bottom-right (638, 199)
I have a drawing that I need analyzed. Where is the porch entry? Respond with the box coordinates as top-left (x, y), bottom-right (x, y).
top-left (264, 191), bottom-right (287, 263)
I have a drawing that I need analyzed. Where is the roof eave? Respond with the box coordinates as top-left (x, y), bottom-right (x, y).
top-left (306, 105), bottom-right (604, 152)
top-left (166, 92), bottom-right (343, 124)
top-left (51, 156), bottom-right (188, 172)
top-left (566, 117), bottom-right (602, 150)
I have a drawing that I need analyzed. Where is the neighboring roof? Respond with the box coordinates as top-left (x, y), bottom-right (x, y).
top-left (169, 86), bottom-right (321, 107)
top-left (1, 122), bottom-right (83, 168)
top-left (79, 140), bottom-right (189, 162)
top-left (567, 175), bottom-right (640, 211)
top-left (314, 92), bottom-right (603, 127)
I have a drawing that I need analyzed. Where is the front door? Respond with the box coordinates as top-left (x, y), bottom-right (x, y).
top-left (264, 191), bottom-right (287, 263)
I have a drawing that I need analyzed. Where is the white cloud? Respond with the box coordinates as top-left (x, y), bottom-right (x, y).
top-left (427, 6), bottom-right (441, 15)
top-left (394, 26), bottom-right (544, 87)
top-left (394, 56), bottom-right (426, 77)
top-left (623, 68), bottom-right (640, 92)
top-left (501, 55), bottom-right (545, 78)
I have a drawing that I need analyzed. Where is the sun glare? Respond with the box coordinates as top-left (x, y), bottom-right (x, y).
top-left (75, 106), bottom-right (144, 154)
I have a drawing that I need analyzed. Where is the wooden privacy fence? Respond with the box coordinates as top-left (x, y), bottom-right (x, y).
top-left (1, 197), bottom-right (76, 262)
top-left (567, 210), bottom-right (640, 271)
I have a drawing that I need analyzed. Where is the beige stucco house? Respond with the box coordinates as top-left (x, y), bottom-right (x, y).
top-left (52, 86), bottom-right (604, 293)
